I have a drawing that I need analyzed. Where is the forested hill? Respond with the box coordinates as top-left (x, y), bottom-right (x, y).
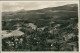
top-left (2, 4), bottom-right (78, 27)
top-left (2, 4), bottom-right (79, 51)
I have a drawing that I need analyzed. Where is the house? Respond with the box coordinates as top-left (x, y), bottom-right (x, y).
top-left (63, 33), bottom-right (76, 41)
top-left (2, 28), bottom-right (24, 39)
top-left (28, 23), bottom-right (37, 30)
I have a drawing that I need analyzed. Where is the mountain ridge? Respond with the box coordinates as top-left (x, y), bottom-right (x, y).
top-left (2, 4), bottom-right (78, 27)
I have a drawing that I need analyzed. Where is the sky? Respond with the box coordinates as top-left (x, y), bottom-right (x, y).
top-left (2, 1), bottom-right (78, 12)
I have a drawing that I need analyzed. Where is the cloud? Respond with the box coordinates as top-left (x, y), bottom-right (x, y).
top-left (2, 1), bottom-right (78, 12)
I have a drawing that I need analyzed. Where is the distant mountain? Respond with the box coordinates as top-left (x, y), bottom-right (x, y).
top-left (2, 4), bottom-right (78, 27)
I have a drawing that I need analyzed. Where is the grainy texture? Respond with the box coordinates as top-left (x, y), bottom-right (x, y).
top-left (2, 2), bottom-right (79, 51)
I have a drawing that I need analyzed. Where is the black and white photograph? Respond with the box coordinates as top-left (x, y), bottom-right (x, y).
top-left (2, 1), bottom-right (79, 51)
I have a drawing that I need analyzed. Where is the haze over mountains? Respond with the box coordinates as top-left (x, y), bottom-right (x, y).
top-left (2, 4), bottom-right (78, 27)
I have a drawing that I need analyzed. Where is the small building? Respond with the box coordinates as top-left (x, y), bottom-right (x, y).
top-left (2, 29), bottom-right (24, 39)
top-left (28, 23), bottom-right (37, 30)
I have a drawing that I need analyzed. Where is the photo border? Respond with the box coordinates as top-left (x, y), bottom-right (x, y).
top-left (0, 0), bottom-right (79, 53)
